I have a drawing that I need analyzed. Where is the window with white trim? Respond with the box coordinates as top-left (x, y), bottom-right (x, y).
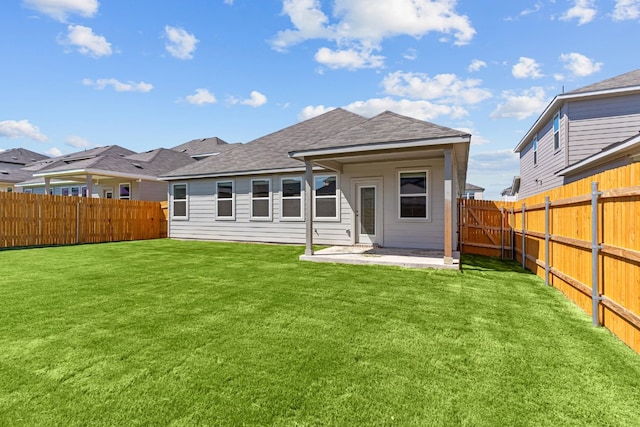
top-left (314, 174), bottom-right (339, 220)
top-left (119, 183), bottom-right (131, 200)
top-left (553, 112), bottom-right (560, 152)
top-left (398, 170), bottom-right (429, 220)
top-left (281, 177), bottom-right (303, 220)
top-left (216, 180), bottom-right (235, 220)
top-left (71, 186), bottom-right (80, 197)
top-left (61, 187), bottom-right (70, 196)
top-left (172, 183), bottom-right (188, 219)
top-left (251, 178), bottom-right (272, 220)
top-left (533, 135), bottom-right (538, 165)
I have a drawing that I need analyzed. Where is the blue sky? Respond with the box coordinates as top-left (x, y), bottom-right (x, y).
top-left (1, 0), bottom-right (639, 199)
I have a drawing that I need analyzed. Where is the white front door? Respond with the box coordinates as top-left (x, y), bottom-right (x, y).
top-left (355, 180), bottom-right (382, 245)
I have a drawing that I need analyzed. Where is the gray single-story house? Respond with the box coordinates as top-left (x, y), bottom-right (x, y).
top-left (162, 109), bottom-right (470, 265)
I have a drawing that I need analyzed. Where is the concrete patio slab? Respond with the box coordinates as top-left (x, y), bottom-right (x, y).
top-left (299, 246), bottom-right (460, 270)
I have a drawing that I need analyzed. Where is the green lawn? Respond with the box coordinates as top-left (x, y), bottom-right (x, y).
top-left (1, 240), bottom-right (639, 426)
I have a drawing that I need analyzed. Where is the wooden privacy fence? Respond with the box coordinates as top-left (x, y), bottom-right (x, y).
top-left (0, 192), bottom-right (167, 248)
top-left (459, 162), bottom-right (640, 355)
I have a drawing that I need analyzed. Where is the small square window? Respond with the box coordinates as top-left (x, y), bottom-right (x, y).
top-left (398, 171), bottom-right (429, 220)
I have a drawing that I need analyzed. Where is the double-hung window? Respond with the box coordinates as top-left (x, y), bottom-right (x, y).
top-left (533, 136), bottom-right (538, 166)
top-left (399, 170), bottom-right (429, 220)
top-left (553, 112), bottom-right (560, 152)
top-left (119, 183), bottom-right (131, 200)
top-left (251, 178), bottom-right (272, 220)
top-left (281, 177), bottom-right (303, 220)
top-left (172, 183), bottom-right (188, 219)
top-left (314, 175), bottom-right (339, 220)
top-left (61, 187), bottom-right (70, 196)
top-left (216, 180), bottom-right (235, 220)
top-left (71, 186), bottom-right (80, 197)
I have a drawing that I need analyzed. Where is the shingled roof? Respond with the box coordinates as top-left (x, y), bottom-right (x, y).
top-left (566, 68), bottom-right (640, 94)
top-left (163, 108), bottom-right (367, 178)
top-left (171, 137), bottom-right (236, 157)
top-left (298, 110), bottom-right (470, 152)
top-left (0, 148), bottom-right (49, 165)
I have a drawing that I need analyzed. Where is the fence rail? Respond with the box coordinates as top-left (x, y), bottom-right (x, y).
top-left (459, 162), bottom-right (640, 355)
top-left (0, 192), bottom-right (167, 248)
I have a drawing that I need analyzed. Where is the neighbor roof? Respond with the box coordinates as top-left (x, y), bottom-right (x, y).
top-left (32, 148), bottom-right (195, 180)
top-left (464, 183), bottom-right (485, 192)
top-left (171, 137), bottom-right (235, 157)
top-left (515, 68), bottom-right (640, 153)
top-left (0, 148), bottom-right (49, 165)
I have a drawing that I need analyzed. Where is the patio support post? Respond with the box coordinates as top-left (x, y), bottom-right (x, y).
top-left (86, 174), bottom-right (93, 198)
top-left (45, 177), bottom-right (50, 195)
top-left (443, 148), bottom-right (453, 265)
top-left (304, 159), bottom-right (314, 256)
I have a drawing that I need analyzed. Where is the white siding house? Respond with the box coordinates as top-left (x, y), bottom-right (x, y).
top-left (163, 109), bottom-right (471, 265)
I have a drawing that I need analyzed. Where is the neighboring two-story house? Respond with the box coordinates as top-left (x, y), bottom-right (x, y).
top-left (514, 69), bottom-right (640, 199)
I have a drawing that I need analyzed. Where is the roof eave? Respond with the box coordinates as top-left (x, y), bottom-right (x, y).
top-left (289, 135), bottom-right (471, 159)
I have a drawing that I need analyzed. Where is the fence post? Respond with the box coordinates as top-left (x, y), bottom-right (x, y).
top-left (510, 207), bottom-right (515, 260)
top-left (76, 201), bottom-right (80, 244)
top-left (591, 182), bottom-right (602, 327)
top-left (544, 196), bottom-right (550, 286)
top-left (521, 203), bottom-right (526, 269)
top-left (500, 207), bottom-right (504, 259)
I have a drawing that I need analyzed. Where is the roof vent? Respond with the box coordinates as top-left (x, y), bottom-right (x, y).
top-left (132, 162), bottom-right (143, 169)
top-left (11, 156), bottom-right (17, 160)
top-left (0, 170), bottom-right (8, 174)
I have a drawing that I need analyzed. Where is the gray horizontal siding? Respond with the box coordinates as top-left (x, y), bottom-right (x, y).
top-left (567, 94), bottom-right (640, 164)
top-left (169, 175), bottom-right (352, 246)
top-left (518, 109), bottom-right (566, 199)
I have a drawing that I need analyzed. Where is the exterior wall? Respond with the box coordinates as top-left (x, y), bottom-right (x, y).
top-left (169, 157), bottom-right (448, 250)
top-left (0, 183), bottom-right (16, 192)
top-left (169, 172), bottom-right (349, 245)
top-left (21, 179), bottom-right (166, 201)
top-left (519, 107), bottom-right (567, 199)
top-left (566, 93), bottom-right (640, 165)
top-left (519, 93), bottom-right (640, 198)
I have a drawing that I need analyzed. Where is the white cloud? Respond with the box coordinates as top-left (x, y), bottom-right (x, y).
top-left (59, 25), bottom-right (112, 57)
top-left (66, 135), bottom-right (91, 148)
top-left (512, 57), bottom-right (543, 79)
top-left (224, 0), bottom-right (234, 4)
top-left (301, 97), bottom-right (468, 123)
top-left (271, 0), bottom-right (475, 69)
top-left (164, 26), bottom-right (198, 60)
top-left (469, 149), bottom-right (519, 173)
top-left (186, 88), bottom-right (217, 105)
top-left (298, 105), bottom-right (336, 121)
top-left (559, 52), bottom-right (602, 77)
top-left (612, 0), bottom-right (640, 20)
top-left (23, 0), bottom-right (98, 22)
top-left (45, 147), bottom-right (63, 157)
top-left (490, 87), bottom-right (548, 120)
top-left (382, 71), bottom-right (492, 105)
top-left (242, 91), bottom-right (267, 107)
top-left (82, 78), bottom-right (153, 92)
top-left (315, 46), bottom-right (384, 70)
top-left (519, 3), bottom-right (543, 17)
top-left (560, 0), bottom-right (597, 25)
top-left (0, 119), bottom-right (47, 142)
top-left (468, 59), bottom-right (487, 72)
top-left (403, 48), bottom-right (417, 61)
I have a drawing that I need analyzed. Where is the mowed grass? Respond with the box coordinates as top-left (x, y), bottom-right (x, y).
top-left (1, 240), bottom-right (639, 426)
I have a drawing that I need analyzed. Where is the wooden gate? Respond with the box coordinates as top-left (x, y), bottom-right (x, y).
top-left (458, 199), bottom-right (513, 258)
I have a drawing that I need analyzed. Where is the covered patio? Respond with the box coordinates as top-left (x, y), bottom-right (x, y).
top-left (299, 245), bottom-right (460, 270)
